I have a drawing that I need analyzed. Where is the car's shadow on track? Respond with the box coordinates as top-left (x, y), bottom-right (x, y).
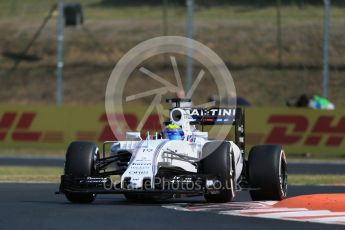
top-left (21, 187), bottom-right (252, 206)
top-left (21, 193), bottom-right (208, 207)
top-left (84, 196), bottom-right (208, 206)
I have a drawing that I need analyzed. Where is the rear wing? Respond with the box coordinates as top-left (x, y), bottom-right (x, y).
top-left (187, 107), bottom-right (245, 157)
top-left (166, 98), bottom-right (239, 126)
top-left (187, 108), bottom-right (236, 126)
top-left (166, 98), bottom-right (245, 156)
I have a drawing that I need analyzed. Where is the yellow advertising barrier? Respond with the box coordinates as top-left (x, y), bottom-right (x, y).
top-left (245, 108), bottom-right (345, 155)
top-left (1, 105), bottom-right (345, 155)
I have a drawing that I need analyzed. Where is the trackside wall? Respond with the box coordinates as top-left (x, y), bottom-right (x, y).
top-left (1, 105), bottom-right (344, 155)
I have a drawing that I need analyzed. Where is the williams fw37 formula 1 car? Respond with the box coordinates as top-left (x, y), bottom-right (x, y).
top-left (59, 98), bottom-right (288, 203)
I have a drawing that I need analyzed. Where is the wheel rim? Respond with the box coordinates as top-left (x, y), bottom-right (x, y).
top-left (226, 151), bottom-right (236, 200)
top-left (279, 150), bottom-right (288, 198)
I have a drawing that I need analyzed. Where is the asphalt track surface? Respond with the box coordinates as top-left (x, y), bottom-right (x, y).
top-left (1, 156), bottom-right (345, 174)
top-left (0, 183), bottom-right (344, 230)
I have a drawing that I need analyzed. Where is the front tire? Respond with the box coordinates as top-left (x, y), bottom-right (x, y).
top-left (200, 141), bottom-right (235, 203)
top-left (63, 141), bottom-right (98, 203)
top-left (248, 145), bottom-right (287, 201)
top-left (65, 192), bottom-right (96, 204)
top-left (123, 193), bottom-right (139, 201)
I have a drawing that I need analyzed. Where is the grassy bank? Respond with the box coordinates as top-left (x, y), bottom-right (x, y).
top-left (0, 4), bottom-right (345, 106)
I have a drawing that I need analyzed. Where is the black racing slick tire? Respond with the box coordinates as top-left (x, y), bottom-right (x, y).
top-left (200, 141), bottom-right (235, 203)
top-left (123, 193), bottom-right (139, 201)
top-left (65, 192), bottom-right (96, 204)
top-left (63, 141), bottom-right (98, 203)
top-left (248, 145), bottom-right (288, 201)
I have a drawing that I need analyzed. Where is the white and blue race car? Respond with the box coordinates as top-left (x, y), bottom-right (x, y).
top-left (59, 98), bottom-right (287, 203)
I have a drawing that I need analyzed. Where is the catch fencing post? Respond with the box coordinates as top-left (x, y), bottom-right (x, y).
top-left (56, 0), bottom-right (64, 105)
top-left (322, 0), bottom-right (330, 98)
top-left (276, 0), bottom-right (283, 67)
top-left (185, 0), bottom-right (194, 93)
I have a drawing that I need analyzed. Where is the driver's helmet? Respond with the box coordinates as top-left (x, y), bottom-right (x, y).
top-left (164, 123), bottom-right (184, 140)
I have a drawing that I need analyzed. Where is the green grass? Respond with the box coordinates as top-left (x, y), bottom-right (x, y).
top-left (287, 153), bottom-right (345, 160)
top-left (289, 174), bottom-right (345, 186)
top-left (0, 149), bottom-right (65, 157)
top-left (0, 166), bottom-right (344, 185)
top-left (0, 166), bottom-right (62, 182)
top-left (0, 166), bottom-right (62, 175)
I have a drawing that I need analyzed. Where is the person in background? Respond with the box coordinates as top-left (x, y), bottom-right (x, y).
top-left (294, 94), bottom-right (310, 107)
top-left (286, 94), bottom-right (335, 110)
top-left (308, 95), bottom-right (335, 110)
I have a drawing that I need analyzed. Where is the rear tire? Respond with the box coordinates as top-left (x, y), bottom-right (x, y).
top-left (123, 193), bottom-right (139, 201)
top-left (248, 145), bottom-right (287, 201)
top-left (63, 141), bottom-right (98, 203)
top-left (200, 141), bottom-right (235, 203)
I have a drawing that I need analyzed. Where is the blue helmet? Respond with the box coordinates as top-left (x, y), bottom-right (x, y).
top-left (164, 124), bottom-right (184, 140)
